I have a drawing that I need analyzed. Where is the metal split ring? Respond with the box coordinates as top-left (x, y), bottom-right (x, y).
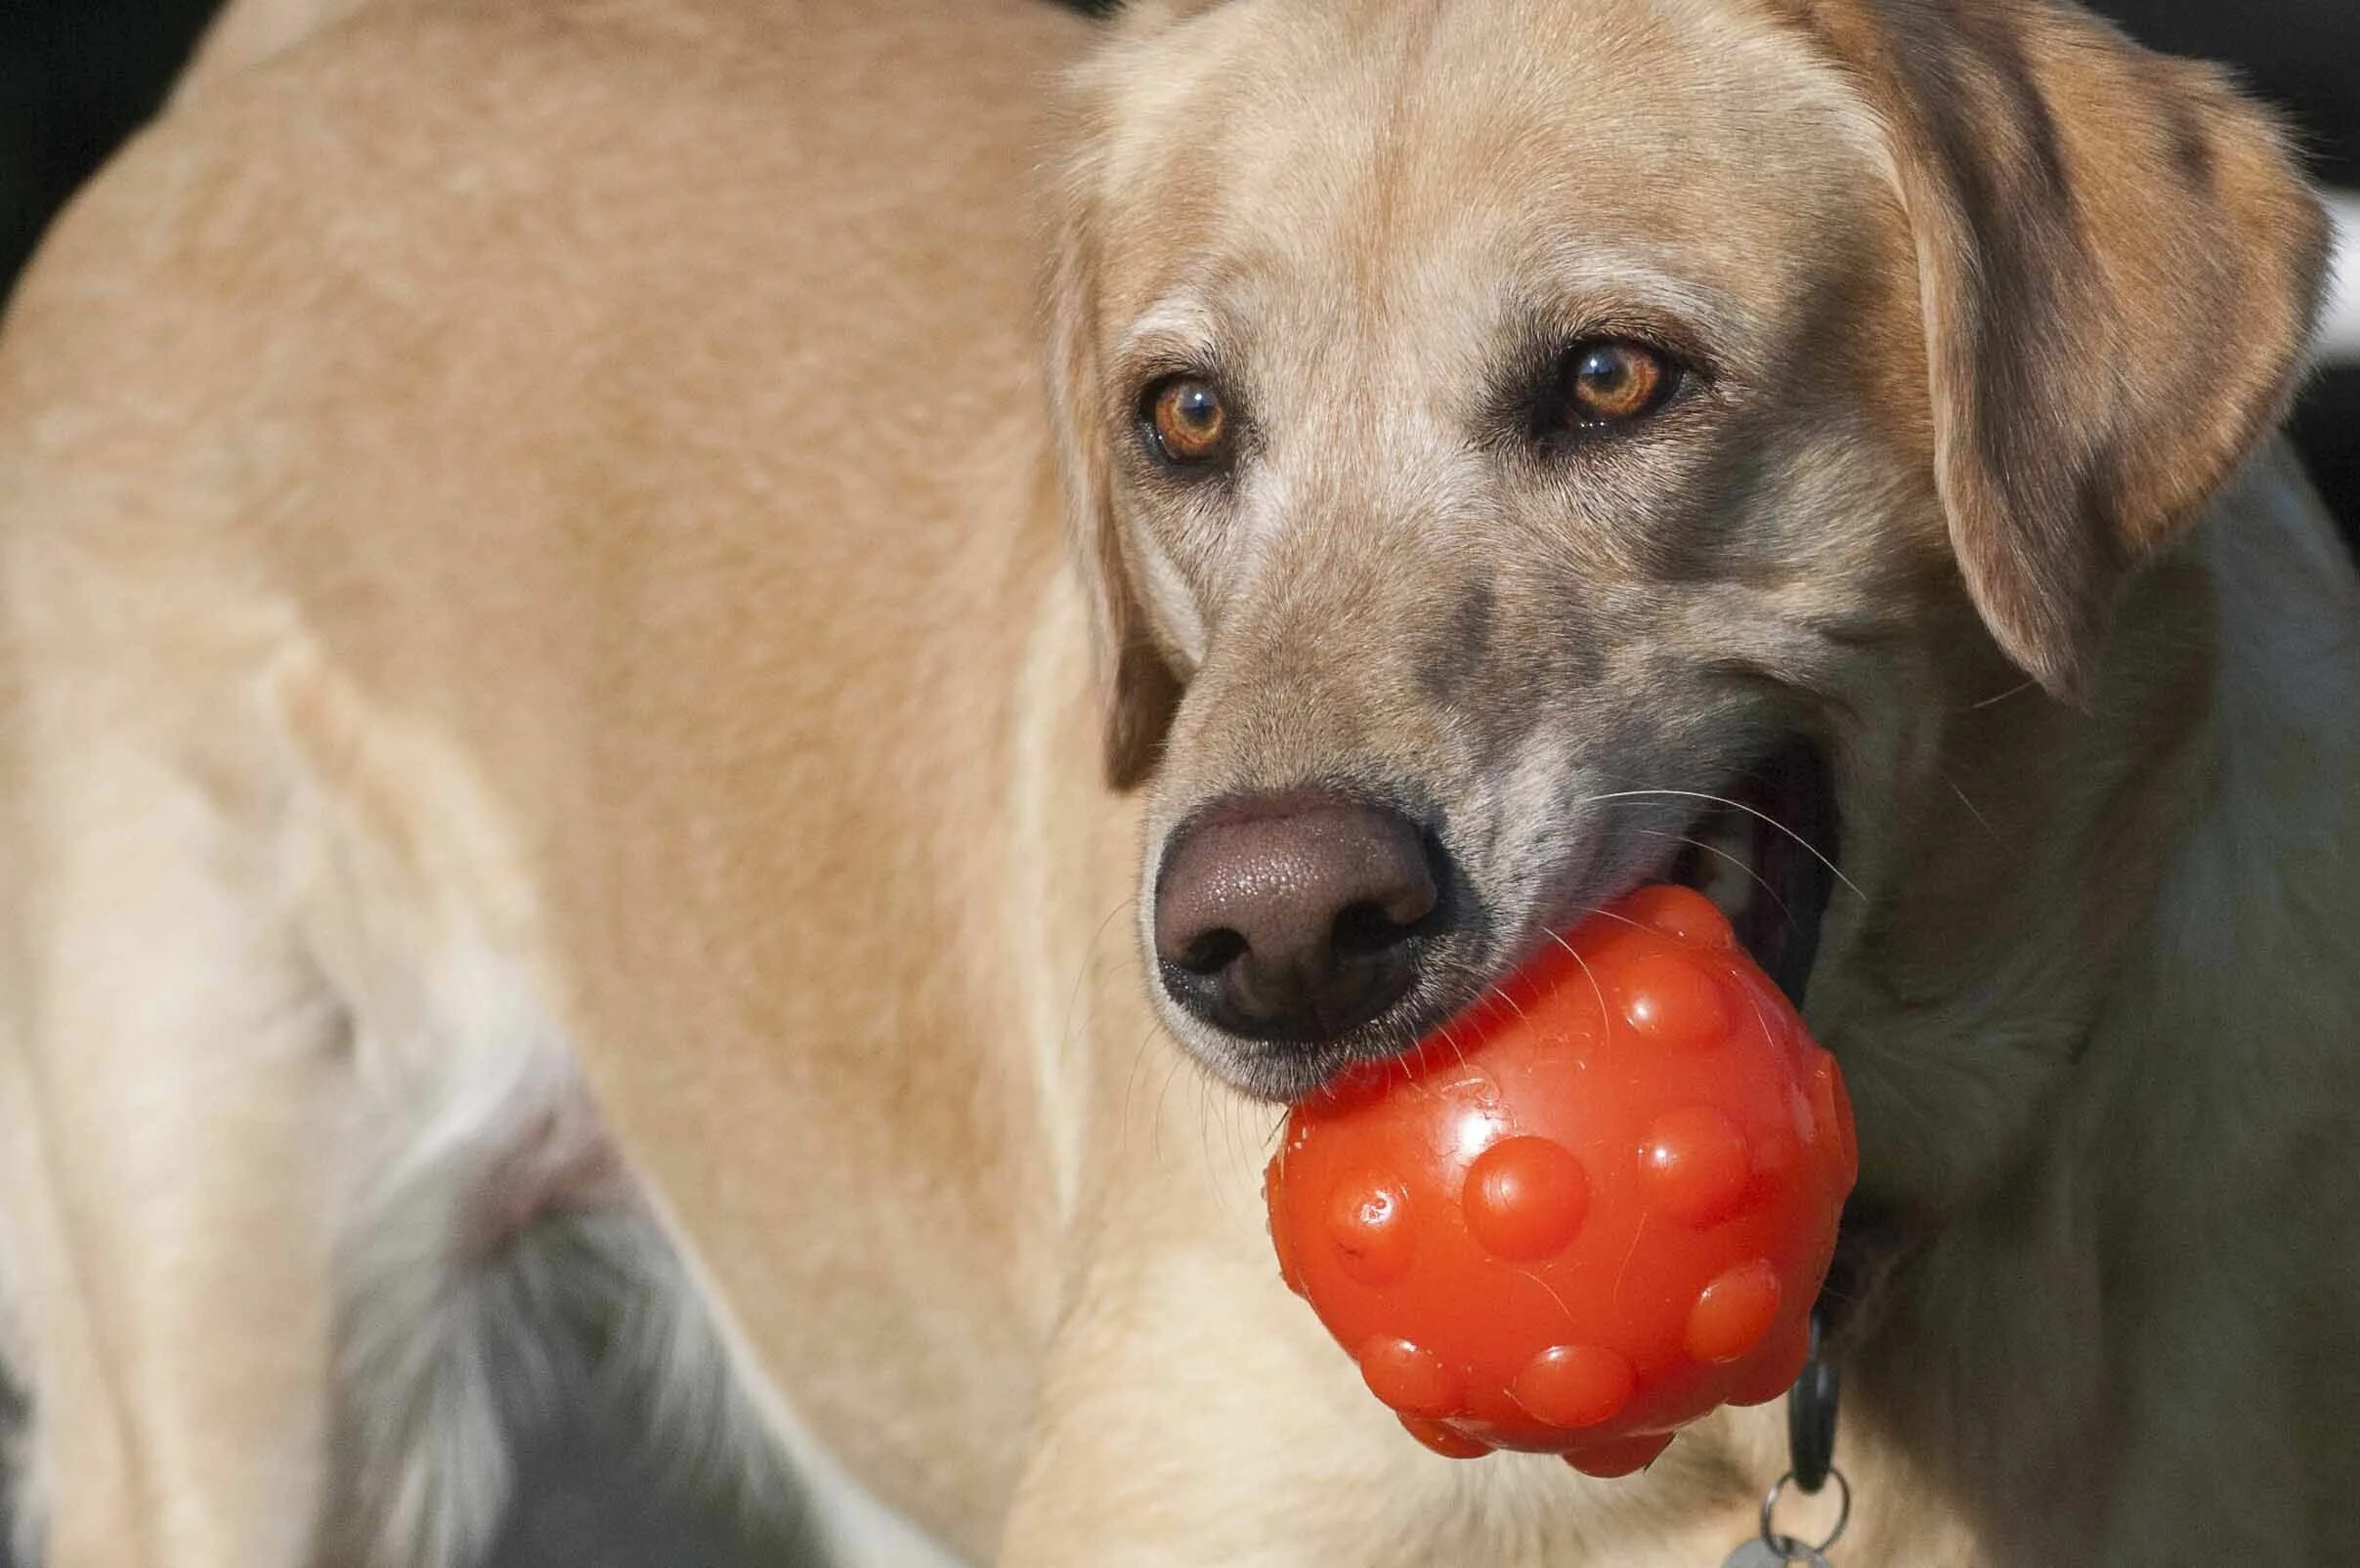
top-left (1760, 1464), bottom-right (1852, 1560)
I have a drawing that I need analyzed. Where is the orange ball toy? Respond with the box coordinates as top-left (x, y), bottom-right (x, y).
top-left (1262, 884), bottom-right (1857, 1476)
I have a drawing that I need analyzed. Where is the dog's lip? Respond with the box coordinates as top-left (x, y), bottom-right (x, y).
top-left (1662, 736), bottom-right (1840, 1004)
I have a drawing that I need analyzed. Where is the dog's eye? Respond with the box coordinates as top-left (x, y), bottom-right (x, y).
top-left (1562, 340), bottom-right (1679, 428)
top-left (1141, 374), bottom-right (1233, 468)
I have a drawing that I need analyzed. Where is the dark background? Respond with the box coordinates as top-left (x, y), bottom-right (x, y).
top-left (0, 1), bottom-right (2352, 1564)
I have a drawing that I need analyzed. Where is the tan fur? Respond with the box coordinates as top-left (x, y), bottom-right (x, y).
top-left (0, 0), bottom-right (2353, 1564)
top-left (171, 0), bottom-right (385, 103)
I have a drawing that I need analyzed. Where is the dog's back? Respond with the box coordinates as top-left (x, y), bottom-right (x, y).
top-left (0, 0), bottom-right (1116, 1559)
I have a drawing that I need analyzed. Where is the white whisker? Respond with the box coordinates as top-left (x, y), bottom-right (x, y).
top-left (1628, 826), bottom-right (1796, 924)
top-left (1939, 770), bottom-right (2006, 849)
top-left (1574, 788), bottom-right (1864, 903)
top-left (1424, 1015), bottom-right (1459, 1071)
top-left (1545, 927), bottom-right (1611, 1024)
top-left (1964, 679), bottom-right (2037, 710)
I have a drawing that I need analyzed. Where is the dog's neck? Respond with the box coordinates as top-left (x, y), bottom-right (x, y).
top-left (1824, 440), bottom-right (2359, 1212)
top-left (1812, 551), bottom-right (2225, 1221)
top-left (1823, 438), bottom-right (2360, 1556)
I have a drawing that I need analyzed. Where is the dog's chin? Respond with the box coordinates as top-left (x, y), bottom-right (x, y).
top-left (1173, 738), bottom-right (1841, 1105)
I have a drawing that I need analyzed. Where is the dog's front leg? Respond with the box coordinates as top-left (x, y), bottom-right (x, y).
top-left (7, 726), bottom-right (347, 1568)
top-left (992, 1111), bottom-right (1752, 1568)
top-left (997, 1220), bottom-right (1450, 1567)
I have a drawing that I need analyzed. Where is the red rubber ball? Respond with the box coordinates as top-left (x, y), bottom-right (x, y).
top-left (1263, 884), bottom-right (1858, 1476)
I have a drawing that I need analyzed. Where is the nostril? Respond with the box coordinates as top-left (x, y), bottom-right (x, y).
top-left (1331, 897), bottom-right (1426, 959)
top-left (1152, 788), bottom-right (1457, 1039)
top-left (1178, 926), bottom-right (1249, 977)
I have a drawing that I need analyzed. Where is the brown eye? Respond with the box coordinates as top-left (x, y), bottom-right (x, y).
top-left (1564, 340), bottom-right (1677, 427)
top-left (1143, 375), bottom-right (1232, 466)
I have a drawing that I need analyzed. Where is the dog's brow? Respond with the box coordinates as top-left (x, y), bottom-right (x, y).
top-left (1514, 253), bottom-right (1754, 347)
top-left (1117, 299), bottom-right (1222, 370)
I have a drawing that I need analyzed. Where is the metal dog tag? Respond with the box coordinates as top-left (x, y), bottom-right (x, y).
top-left (1723, 1541), bottom-right (1830, 1568)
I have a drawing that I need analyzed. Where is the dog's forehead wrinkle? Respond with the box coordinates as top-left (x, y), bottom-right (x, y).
top-left (1103, 0), bottom-right (1890, 232)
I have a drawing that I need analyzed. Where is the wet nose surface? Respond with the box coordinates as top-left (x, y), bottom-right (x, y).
top-left (1155, 791), bottom-right (1441, 1042)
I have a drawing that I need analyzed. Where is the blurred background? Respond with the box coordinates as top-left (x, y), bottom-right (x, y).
top-left (0, 0), bottom-right (2352, 1564)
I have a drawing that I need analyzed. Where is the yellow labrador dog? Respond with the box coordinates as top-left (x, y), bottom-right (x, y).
top-left (3, 0), bottom-right (2355, 1563)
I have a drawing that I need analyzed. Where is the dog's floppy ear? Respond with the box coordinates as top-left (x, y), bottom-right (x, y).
top-left (1789, 1), bottom-right (2331, 698)
top-left (1041, 97), bottom-right (1184, 789)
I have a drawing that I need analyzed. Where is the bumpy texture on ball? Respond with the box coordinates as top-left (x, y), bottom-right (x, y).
top-left (1263, 884), bottom-right (1857, 1476)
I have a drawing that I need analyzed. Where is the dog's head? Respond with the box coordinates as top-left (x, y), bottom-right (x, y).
top-left (1047, 0), bottom-right (2328, 1102)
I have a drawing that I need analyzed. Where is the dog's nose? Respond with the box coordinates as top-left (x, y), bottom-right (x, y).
top-left (1155, 791), bottom-right (1441, 1042)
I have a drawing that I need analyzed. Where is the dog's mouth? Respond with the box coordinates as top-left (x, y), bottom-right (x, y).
top-left (1161, 738), bottom-right (1841, 1104)
top-left (1658, 736), bottom-right (1841, 1005)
